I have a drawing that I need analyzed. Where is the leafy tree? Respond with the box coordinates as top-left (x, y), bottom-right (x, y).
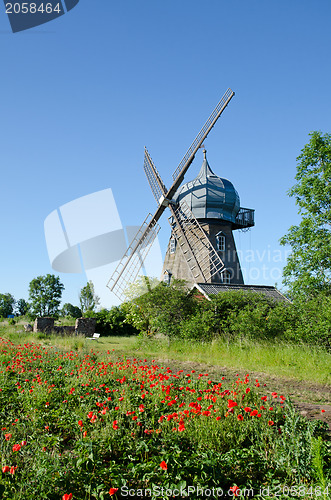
top-left (28, 274), bottom-right (64, 318)
top-left (61, 303), bottom-right (82, 318)
top-left (16, 298), bottom-right (29, 316)
top-left (0, 293), bottom-right (15, 318)
top-left (79, 281), bottom-right (100, 313)
top-left (93, 306), bottom-right (138, 336)
top-left (123, 277), bottom-right (199, 337)
top-left (280, 131), bottom-right (331, 298)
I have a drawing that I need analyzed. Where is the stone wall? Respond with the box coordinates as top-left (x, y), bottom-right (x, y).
top-left (33, 317), bottom-right (54, 333)
top-left (75, 318), bottom-right (96, 337)
top-left (52, 325), bottom-right (76, 336)
top-left (32, 317), bottom-right (96, 337)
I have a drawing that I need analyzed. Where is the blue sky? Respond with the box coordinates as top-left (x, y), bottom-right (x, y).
top-left (1, 0), bottom-right (330, 308)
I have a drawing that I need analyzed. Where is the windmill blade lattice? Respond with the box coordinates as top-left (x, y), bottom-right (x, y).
top-left (106, 214), bottom-right (160, 301)
top-left (107, 88), bottom-right (234, 301)
top-left (170, 88), bottom-right (234, 192)
top-left (143, 147), bottom-right (167, 203)
top-left (170, 201), bottom-right (226, 282)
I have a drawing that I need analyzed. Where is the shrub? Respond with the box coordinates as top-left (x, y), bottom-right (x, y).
top-left (93, 307), bottom-right (138, 336)
top-left (290, 294), bottom-right (331, 348)
top-left (123, 279), bottom-right (199, 337)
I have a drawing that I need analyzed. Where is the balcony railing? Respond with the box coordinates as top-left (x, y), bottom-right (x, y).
top-left (234, 208), bottom-right (255, 229)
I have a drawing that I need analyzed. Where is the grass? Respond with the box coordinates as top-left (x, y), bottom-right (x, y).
top-left (2, 323), bottom-right (331, 387)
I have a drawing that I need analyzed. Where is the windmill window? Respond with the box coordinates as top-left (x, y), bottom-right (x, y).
top-left (170, 238), bottom-right (176, 254)
top-left (222, 271), bottom-right (231, 284)
top-left (216, 233), bottom-right (225, 252)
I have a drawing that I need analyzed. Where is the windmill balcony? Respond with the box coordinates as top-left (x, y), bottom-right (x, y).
top-left (233, 208), bottom-right (255, 230)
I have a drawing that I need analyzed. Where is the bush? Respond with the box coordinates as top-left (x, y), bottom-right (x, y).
top-left (93, 306), bottom-right (138, 336)
top-left (289, 294), bottom-right (331, 348)
top-left (123, 279), bottom-right (199, 337)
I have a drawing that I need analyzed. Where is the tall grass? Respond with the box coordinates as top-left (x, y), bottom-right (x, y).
top-left (132, 337), bottom-right (331, 386)
top-left (2, 324), bottom-right (330, 386)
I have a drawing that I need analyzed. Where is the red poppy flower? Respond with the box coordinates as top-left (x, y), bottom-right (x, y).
top-left (321, 409), bottom-right (326, 413)
top-left (62, 494), bottom-right (73, 500)
top-left (10, 466), bottom-right (17, 475)
top-left (109, 488), bottom-right (118, 496)
top-left (78, 420), bottom-right (83, 427)
top-left (229, 485), bottom-right (240, 497)
top-left (12, 443), bottom-right (21, 452)
top-left (227, 399), bottom-right (238, 409)
top-left (250, 410), bottom-right (258, 417)
top-left (160, 461), bottom-right (167, 470)
top-left (268, 420), bottom-right (274, 426)
top-left (2, 466), bottom-right (10, 473)
top-left (237, 414), bottom-right (244, 421)
top-left (4, 433), bottom-right (12, 441)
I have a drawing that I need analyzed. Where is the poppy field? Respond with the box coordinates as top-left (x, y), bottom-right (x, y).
top-left (0, 337), bottom-right (330, 499)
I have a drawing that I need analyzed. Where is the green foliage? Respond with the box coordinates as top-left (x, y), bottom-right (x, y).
top-left (122, 282), bottom-right (331, 348)
top-left (280, 131), bottom-right (331, 299)
top-left (28, 274), bottom-right (64, 319)
top-left (79, 281), bottom-right (100, 314)
top-left (61, 303), bottom-right (82, 319)
top-left (123, 278), bottom-right (199, 337)
top-left (179, 307), bottom-right (216, 340)
top-left (287, 294), bottom-right (331, 348)
top-left (0, 293), bottom-right (15, 317)
top-left (93, 306), bottom-right (138, 336)
top-left (15, 298), bottom-right (29, 316)
top-left (211, 291), bottom-right (274, 336)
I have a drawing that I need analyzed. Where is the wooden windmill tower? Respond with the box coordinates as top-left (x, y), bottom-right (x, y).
top-left (107, 88), bottom-right (254, 301)
top-left (162, 147), bottom-right (255, 287)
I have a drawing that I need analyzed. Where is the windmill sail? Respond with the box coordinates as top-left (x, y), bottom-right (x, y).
top-left (107, 88), bottom-right (234, 301)
top-left (170, 88), bottom-right (234, 191)
top-left (107, 214), bottom-right (160, 301)
top-left (170, 201), bottom-right (226, 282)
top-left (143, 147), bottom-right (167, 203)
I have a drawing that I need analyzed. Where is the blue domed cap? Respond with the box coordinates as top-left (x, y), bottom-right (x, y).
top-left (173, 150), bottom-right (240, 222)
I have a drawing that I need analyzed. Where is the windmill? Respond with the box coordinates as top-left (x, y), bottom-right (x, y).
top-left (107, 88), bottom-right (241, 301)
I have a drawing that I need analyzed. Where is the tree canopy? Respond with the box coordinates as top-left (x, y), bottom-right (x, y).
top-left (79, 281), bottom-right (100, 313)
top-left (122, 277), bottom-right (199, 337)
top-left (16, 298), bottom-right (29, 316)
top-left (61, 303), bottom-right (82, 318)
top-left (0, 293), bottom-right (15, 318)
top-left (280, 131), bottom-right (331, 298)
top-left (28, 274), bottom-right (64, 318)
